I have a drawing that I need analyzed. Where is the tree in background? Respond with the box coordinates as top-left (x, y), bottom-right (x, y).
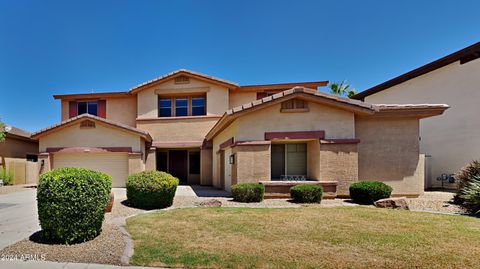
top-left (0, 117), bottom-right (5, 143)
top-left (329, 80), bottom-right (357, 98)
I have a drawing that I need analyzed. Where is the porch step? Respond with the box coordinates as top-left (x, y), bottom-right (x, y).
top-left (260, 181), bottom-right (338, 199)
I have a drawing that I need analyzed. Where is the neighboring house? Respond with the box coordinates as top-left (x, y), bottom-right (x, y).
top-left (31, 69), bottom-right (448, 196)
top-left (353, 42), bottom-right (480, 189)
top-left (0, 126), bottom-right (38, 159)
top-left (0, 126), bottom-right (39, 184)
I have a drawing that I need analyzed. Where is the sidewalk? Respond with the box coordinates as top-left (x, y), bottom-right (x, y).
top-left (0, 260), bottom-right (167, 269)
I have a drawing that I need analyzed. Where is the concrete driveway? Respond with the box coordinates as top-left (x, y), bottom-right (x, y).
top-left (0, 189), bottom-right (39, 250)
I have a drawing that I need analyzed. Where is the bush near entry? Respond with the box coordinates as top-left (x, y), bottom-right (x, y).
top-left (290, 184), bottom-right (323, 203)
top-left (231, 183), bottom-right (265, 202)
top-left (126, 171), bottom-right (179, 209)
top-left (349, 181), bottom-right (392, 205)
top-left (37, 168), bottom-right (111, 244)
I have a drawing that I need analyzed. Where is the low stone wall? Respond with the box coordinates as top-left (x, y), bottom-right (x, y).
top-left (259, 181), bottom-right (338, 199)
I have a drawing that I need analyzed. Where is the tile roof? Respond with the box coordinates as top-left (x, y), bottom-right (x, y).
top-left (31, 114), bottom-right (152, 141)
top-left (129, 69), bottom-right (239, 93)
top-left (5, 126), bottom-right (32, 138)
top-left (226, 87), bottom-right (377, 116)
top-left (206, 87), bottom-right (449, 140)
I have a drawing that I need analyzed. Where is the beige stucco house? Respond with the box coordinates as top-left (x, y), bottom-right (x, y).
top-left (31, 69), bottom-right (448, 196)
top-left (353, 42), bottom-right (480, 189)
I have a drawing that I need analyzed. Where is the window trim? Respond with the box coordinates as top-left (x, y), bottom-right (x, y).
top-left (157, 95), bottom-right (207, 117)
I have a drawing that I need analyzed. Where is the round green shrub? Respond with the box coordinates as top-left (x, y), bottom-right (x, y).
top-left (349, 181), bottom-right (392, 205)
top-left (290, 184), bottom-right (323, 203)
top-left (231, 183), bottom-right (265, 202)
top-left (37, 167), bottom-right (112, 244)
top-left (126, 171), bottom-right (179, 209)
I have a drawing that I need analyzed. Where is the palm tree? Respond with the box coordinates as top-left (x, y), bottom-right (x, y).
top-left (329, 80), bottom-right (357, 98)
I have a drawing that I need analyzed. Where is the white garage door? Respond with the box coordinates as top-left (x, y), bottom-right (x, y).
top-left (53, 153), bottom-right (128, 187)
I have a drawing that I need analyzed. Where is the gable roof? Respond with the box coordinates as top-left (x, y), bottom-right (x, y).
top-left (205, 87), bottom-right (448, 140)
top-left (31, 114), bottom-right (152, 141)
top-left (129, 69), bottom-right (239, 94)
top-left (353, 42), bottom-right (480, 100)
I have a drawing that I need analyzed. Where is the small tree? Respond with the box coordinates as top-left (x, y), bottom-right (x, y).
top-left (329, 80), bottom-right (357, 98)
top-left (0, 117), bottom-right (5, 143)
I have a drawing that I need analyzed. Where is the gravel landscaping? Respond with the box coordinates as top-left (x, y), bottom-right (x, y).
top-left (0, 189), bottom-right (144, 265)
top-left (407, 191), bottom-right (464, 214)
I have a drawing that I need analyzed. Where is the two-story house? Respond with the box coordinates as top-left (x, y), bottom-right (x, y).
top-left (31, 69), bottom-right (448, 197)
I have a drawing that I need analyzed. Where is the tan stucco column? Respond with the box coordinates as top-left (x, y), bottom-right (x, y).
top-left (145, 147), bottom-right (156, 171)
top-left (128, 153), bottom-right (143, 176)
top-left (200, 148), bottom-right (213, 186)
top-left (38, 153), bottom-right (51, 175)
top-left (319, 143), bottom-right (359, 196)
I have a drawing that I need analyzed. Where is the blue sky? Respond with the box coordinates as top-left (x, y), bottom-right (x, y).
top-left (1, 0), bottom-right (479, 131)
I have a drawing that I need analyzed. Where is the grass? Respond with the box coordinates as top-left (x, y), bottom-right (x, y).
top-left (126, 207), bottom-right (480, 269)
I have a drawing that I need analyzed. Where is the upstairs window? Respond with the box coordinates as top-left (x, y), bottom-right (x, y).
top-left (78, 101), bottom-right (98, 116)
top-left (191, 97), bottom-right (206, 116)
top-left (175, 98), bottom-right (188, 116)
top-left (159, 98), bottom-right (172, 117)
top-left (158, 95), bottom-right (206, 117)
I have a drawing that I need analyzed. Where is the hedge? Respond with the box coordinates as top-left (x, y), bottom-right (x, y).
top-left (231, 183), bottom-right (264, 202)
top-left (37, 168), bottom-right (112, 244)
top-left (126, 171), bottom-right (179, 209)
top-left (349, 181), bottom-right (392, 205)
top-left (290, 184), bottom-right (323, 203)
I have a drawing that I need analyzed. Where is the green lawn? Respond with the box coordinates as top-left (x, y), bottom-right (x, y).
top-left (126, 207), bottom-right (480, 269)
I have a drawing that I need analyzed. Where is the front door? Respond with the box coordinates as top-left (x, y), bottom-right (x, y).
top-left (169, 150), bottom-right (188, 184)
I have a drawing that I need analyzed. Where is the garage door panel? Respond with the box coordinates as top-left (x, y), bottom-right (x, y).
top-left (53, 153), bottom-right (128, 187)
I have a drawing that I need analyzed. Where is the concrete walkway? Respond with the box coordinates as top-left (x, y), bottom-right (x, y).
top-left (0, 189), bottom-right (39, 250)
top-left (0, 260), bottom-right (167, 268)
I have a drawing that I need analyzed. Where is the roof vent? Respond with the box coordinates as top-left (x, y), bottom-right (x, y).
top-left (174, 76), bottom-right (190, 84)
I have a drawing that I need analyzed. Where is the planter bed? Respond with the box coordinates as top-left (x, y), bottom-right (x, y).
top-left (260, 180), bottom-right (337, 199)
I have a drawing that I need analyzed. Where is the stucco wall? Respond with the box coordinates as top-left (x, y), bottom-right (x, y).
top-left (137, 117), bottom-right (220, 142)
top-left (0, 137), bottom-right (38, 158)
top-left (107, 97), bottom-right (137, 127)
top-left (356, 116), bottom-right (424, 195)
top-left (235, 102), bottom-right (355, 141)
top-left (38, 121), bottom-right (143, 153)
top-left (61, 100), bottom-right (69, 121)
top-left (137, 77), bottom-right (229, 119)
top-left (364, 59), bottom-right (480, 188)
top-left (229, 91), bottom-right (257, 109)
top-left (200, 148), bottom-right (213, 185)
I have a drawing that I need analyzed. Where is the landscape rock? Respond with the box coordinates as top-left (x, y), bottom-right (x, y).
top-left (374, 197), bottom-right (409, 210)
top-left (196, 199), bottom-right (222, 207)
